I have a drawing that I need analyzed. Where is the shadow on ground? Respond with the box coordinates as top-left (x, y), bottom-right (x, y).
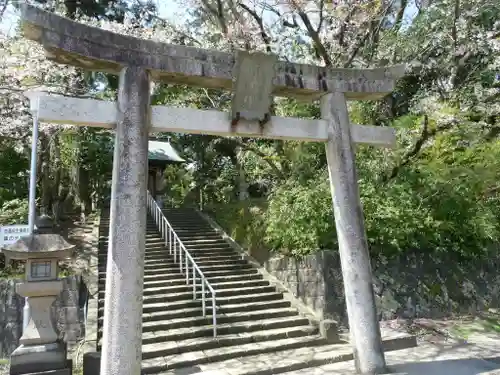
top-left (390, 357), bottom-right (500, 375)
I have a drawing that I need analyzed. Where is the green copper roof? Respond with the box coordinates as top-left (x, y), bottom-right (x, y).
top-left (148, 140), bottom-right (185, 163)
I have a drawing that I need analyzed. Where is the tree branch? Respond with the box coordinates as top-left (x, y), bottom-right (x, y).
top-left (383, 115), bottom-right (456, 182)
top-left (344, 29), bottom-right (371, 67)
top-left (0, 0), bottom-right (9, 21)
top-left (262, 3), bottom-right (299, 28)
top-left (393, 0), bottom-right (408, 31)
top-left (391, 0), bottom-right (409, 63)
top-left (290, 1), bottom-right (332, 66)
top-left (150, 14), bottom-right (202, 46)
top-left (337, 7), bottom-right (357, 48)
top-left (365, 0), bottom-right (395, 64)
top-left (238, 2), bottom-right (272, 52)
top-left (450, 0), bottom-right (461, 88)
top-left (201, 0), bottom-right (228, 34)
top-left (232, 139), bottom-right (285, 179)
top-left (0, 86), bottom-right (93, 99)
top-left (317, 0), bottom-right (325, 33)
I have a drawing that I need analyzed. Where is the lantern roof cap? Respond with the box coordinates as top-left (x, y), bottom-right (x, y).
top-left (1, 233), bottom-right (74, 260)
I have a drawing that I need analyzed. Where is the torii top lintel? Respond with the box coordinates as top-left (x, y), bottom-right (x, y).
top-left (20, 4), bottom-right (405, 101)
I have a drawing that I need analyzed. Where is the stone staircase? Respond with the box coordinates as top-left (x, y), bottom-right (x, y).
top-left (97, 208), bottom-right (416, 375)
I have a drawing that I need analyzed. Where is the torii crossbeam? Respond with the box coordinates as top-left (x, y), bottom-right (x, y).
top-left (20, 4), bottom-right (405, 375)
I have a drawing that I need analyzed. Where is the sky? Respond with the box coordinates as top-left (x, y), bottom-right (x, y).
top-left (0, 0), bottom-right (183, 35)
top-left (1, 0), bottom-right (418, 41)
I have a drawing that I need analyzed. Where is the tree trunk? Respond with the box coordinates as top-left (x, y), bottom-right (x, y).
top-left (51, 133), bottom-right (63, 223)
top-left (78, 166), bottom-right (92, 223)
top-left (235, 149), bottom-right (248, 201)
top-left (39, 131), bottom-right (52, 216)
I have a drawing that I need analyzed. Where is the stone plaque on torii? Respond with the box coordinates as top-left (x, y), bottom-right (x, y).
top-left (20, 4), bottom-right (405, 375)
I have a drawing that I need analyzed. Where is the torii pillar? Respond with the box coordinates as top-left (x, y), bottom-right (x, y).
top-left (20, 4), bottom-right (405, 374)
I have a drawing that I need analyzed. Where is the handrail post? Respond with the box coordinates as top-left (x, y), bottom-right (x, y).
top-left (202, 283), bottom-right (206, 317)
top-left (179, 245), bottom-right (183, 272)
top-left (212, 293), bottom-right (217, 338)
top-left (192, 269), bottom-right (196, 300)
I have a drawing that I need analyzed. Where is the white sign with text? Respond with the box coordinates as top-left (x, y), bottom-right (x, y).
top-left (0, 225), bottom-right (30, 247)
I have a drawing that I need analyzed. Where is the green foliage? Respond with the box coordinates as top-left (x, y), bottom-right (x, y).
top-left (0, 199), bottom-right (29, 226)
top-left (0, 0), bottom-right (498, 270)
top-left (205, 199), bottom-right (267, 254)
top-left (0, 140), bottom-right (29, 205)
top-left (59, 127), bottom-right (114, 203)
top-left (264, 175), bottom-right (334, 255)
top-left (162, 163), bottom-right (195, 207)
top-left (263, 121), bottom-right (500, 258)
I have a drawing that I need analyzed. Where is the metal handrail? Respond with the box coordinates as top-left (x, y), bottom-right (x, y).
top-left (146, 191), bottom-right (217, 337)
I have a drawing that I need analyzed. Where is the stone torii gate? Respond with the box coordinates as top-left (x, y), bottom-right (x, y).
top-left (20, 4), bottom-right (405, 375)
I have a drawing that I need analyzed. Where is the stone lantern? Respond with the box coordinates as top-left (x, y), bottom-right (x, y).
top-left (2, 232), bottom-right (74, 375)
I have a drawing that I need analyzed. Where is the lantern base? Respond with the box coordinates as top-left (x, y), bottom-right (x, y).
top-left (9, 342), bottom-right (70, 375)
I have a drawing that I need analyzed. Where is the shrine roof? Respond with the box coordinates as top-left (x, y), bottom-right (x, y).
top-left (148, 140), bottom-right (185, 163)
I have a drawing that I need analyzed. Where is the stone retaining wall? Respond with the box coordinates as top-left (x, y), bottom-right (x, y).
top-left (0, 276), bottom-right (85, 358)
top-left (264, 251), bottom-right (342, 320)
top-left (265, 250), bottom-right (500, 326)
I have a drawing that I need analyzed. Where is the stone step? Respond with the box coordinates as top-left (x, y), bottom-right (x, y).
top-left (141, 325), bottom-right (318, 359)
top-left (99, 292), bottom-right (285, 317)
top-left (160, 272), bottom-right (262, 284)
top-left (143, 245), bottom-right (171, 251)
top-left (155, 228), bottom-right (217, 234)
top-left (140, 315), bottom-right (311, 345)
top-left (114, 246), bottom-right (236, 256)
top-left (141, 335), bottom-right (326, 374)
top-left (182, 242), bottom-right (232, 249)
top-left (182, 242), bottom-right (232, 250)
top-left (178, 249), bottom-right (240, 258)
top-left (98, 263), bottom-right (259, 283)
top-left (178, 237), bottom-right (227, 244)
top-left (153, 333), bottom-right (418, 375)
top-left (176, 233), bottom-right (222, 240)
top-left (142, 258), bottom-right (174, 265)
top-left (143, 252), bottom-right (241, 262)
top-left (141, 279), bottom-right (270, 296)
top-left (98, 271), bottom-right (264, 287)
top-left (104, 284), bottom-right (277, 303)
top-left (167, 343), bottom-right (351, 375)
top-left (168, 229), bottom-right (217, 234)
top-left (99, 300), bottom-right (298, 332)
top-left (99, 237), bottom-right (166, 243)
top-left (98, 299), bottom-right (293, 321)
top-left (98, 287), bottom-right (282, 308)
top-left (143, 246), bottom-right (237, 255)
top-left (98, 250), bottom-right (171, 260)
top-left (97, 315), bottom-right (311, 346)
top-left (140, 263), bottom-right (253, 275)
top-left (144, 307), bottom-right (299, 332)
top-left (142, 257), bottom-right (248, 269)
top-left (169, 249), bottom-right (239, 258)
top-left (188, 267), bottom-right (260, 278)
top-left (99, 306), bottom-right (300, 333)
top-left (141, 299), bottom-right (292, 321)
top-left (98, 261), bottom-right (252, 275)
top-left (131, 291), bottom-right (285, 313)
top-left (99, 239), bottom-right (166, 246)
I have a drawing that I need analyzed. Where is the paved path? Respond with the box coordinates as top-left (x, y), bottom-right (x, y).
top-left (282, 332), bottom-right (500, 375)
